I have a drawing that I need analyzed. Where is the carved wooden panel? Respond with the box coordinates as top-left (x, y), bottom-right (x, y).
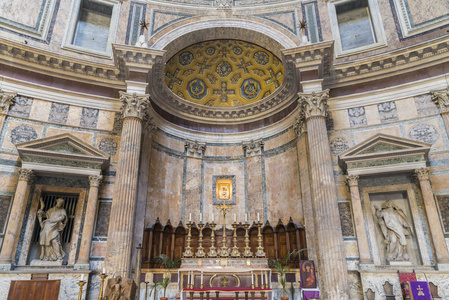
top-left (263, 227), bottom-right (275, 259)
top-left (8, 280), bottom-right (60, 300)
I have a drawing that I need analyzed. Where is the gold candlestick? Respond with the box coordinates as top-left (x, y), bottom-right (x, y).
top-left (255, 221), bottom-right (266, 258)
top-left (208, 221), bottom-right (218, 257)
top-left (242, 222), bottom-right (253, 257)
top-left (77, 280), bottom-right (86, 300)
top-left (98, 273), bottom-right (108, 300)
top-left (217, 199), bottom-right (231, 257)
top-left (196, 221), bottom-right (206, 257)
top-left (230, 222), bottom-right (241, 257)
top-left (183, 221), bottom-right (194, 257)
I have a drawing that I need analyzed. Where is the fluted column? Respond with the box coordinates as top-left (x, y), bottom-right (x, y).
top-left (0, 90), bottom-right (16, 133)
top-left (415, 168), bottom-right (449, 266)
top-left (431, 88), bottom-right (449, 136)
top-left (346, 175), bottom-right (373, 265)
top-left (76, 175), bottom-right (103, 267)
top-left (0, 169), bottom-right (34, 268)
top-left (106, 92), bottom-right (149, 278)
top-left (299, 90), bottom-right (349, 299)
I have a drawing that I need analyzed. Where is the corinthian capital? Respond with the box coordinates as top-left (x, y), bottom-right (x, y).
top-left (88, 175), bottom-right (103, 187)
top-left (18, 168), bottom-right (35, 182)
top-left (415, 167), bottom-right (430, 181)
top-left (346, 175), bottom-right (359, 187)
top-left (119, 92), bottom-right (149, 120)
top-left (298, 90), bottom-right (329, 119)
top-left (0, 90), bottom-right (17, 114)
top-left (431, 88), bottom-right (449, 113)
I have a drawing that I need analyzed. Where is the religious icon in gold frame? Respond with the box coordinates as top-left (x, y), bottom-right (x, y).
top-left (212, 175), bottom-right (236, 205)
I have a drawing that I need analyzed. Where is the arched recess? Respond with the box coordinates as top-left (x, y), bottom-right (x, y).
top-left (276, 223), bottom-right (288, 259)
top-left (149, 17), bottom-right (300, 59)
top-left (173, 225), bottom-right (186, 260)
top-left (162, 224), bottom-right (174, 258)
top-left (263, 224), bottom-right (276, 259)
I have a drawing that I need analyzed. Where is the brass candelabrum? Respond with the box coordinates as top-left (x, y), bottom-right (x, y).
top-left (208, 221), bottom-right (218, 257)
top-left (196, 221), bottom-right (206, 257)
top-left (255, 221), bottom-right (266, 258)
top-left (77, 280), bottom-right (86, 300)
top-left (230, 222), bottom-right (241, 257)
top-left (183, 221), bottom-right (194, 257)
top-left (242, 222), bottom-right (253, 257)
top-left (217, 199), bottom-right (231, 257)
top-left (98, 273), bottom-right (108, 300)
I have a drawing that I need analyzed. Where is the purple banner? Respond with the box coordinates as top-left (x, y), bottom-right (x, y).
top-left (408, 281), bottom-right (431, 300)
top-left (303, 290), bottom-right (319, 300)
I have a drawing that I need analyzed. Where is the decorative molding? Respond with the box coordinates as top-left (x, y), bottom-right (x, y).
top-left (293, 111), bottom-right (306, 137)
top-left (216, 0), bottom-right (232, 9)
top-left (431, 87), bottom-right (449, 113)
top-left (0, 38), bottom-right (124, 89)
top-left (119, 92), bottom-right (149, 120)
top-left (414, 167), bottom-right (430, 181)
top-left (298, 90), bottom-right (329, 119)
top-left (346, 175), bottom-right (359, 187)
top-left (88, 175), bottom-right (103, 187)
top-left (185, 140), bottom-right (206, 158)
top-left (242, 139), bottom-right (264, 157)
top-left (0, 90), bottom-right (17, 114)
top-left (143, 116), bottom-right (157, 138)
top-left (18, 169), bottom-right (35, 182)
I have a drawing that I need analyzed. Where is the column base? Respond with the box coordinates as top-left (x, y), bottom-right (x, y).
top-left (0, 263), bottom-right (13, 271)
top-left (74, 263), bottom-right (90, 271)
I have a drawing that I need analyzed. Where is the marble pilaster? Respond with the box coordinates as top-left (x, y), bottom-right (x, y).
top-left (105, 92), bottom-right (149, 278)
top-left (299, 90), bottom-right (350, 299)
top-left (346, 175), bottom-right (373, 265)
top-left (431, 88), bottom-right (449, 137)
top-left (0, 90), bottom-right (16, 134)
top-left (76, 175), bottom-right (103, 268)
top-left (0, 169), bottom-right (34, 269)
top-left (415, 168), bottom-right (449, 267)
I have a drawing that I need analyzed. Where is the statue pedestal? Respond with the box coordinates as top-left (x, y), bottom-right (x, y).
top-left (30, 259), bottom-right (64, 267)
top-left (388, 260), bottom-right (412, 266)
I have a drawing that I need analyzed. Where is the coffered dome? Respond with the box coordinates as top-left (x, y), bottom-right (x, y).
top-left (165, 40), bottom-right (284, 108)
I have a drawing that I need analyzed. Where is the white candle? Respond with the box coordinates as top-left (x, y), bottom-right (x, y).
top-left (245, 213), bottom-right (248, 222)
top-left (234, 213), bottom-right (236, 222)
top-left (189, 213), bottom-right (192, 222)
top-left (102, 268), bottom-right (105, 274)
top-left (265, 272), bottom-right (268, 287)
top-left (212, 213), bottom-right (214, 222)
top-left (81, 274), bottom-right (84, 281)
top-left (251, 271), bottom-right (254, 284)
top-left (187, 272), bottom-right (190, 285)
top-left (261, 272), bottom-right (263, 285)
top-left (191, 271), bottom-right (194, 286)
top-left (201, 271), bottom-right (203, 285)
top-left (200, 213), bottom-right (203, 222)
top-left (257, 213), bottom-right (260, 221)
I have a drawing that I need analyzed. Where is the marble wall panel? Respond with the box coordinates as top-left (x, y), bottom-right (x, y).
top-left (48, 102), bottom-right (70, 124)
top-left (204, 145), bottom-right (243, 157)
top-left (2, 120), bottom-right (43, 151)
top-left (348, 107), bottom-right (367, 128)
top-left (29, 99), bottom-right (51, 122)
top-left (336, 183), bottom-right (351, 200)
top-left (404, 0), bottom-right (449, 25)
top-left (184, 158), bottom-right (202, 221)
top-left (112, 112), bottom-right (123, 132)
top-left (414, 94), bottom-right (439, 117)
top-left (96, 134), bottom-right (121, 162)
top-left (153, 131), bottom-right (185, 153)
top-left (98, 182), bottom-right (114, 199)
top-left (430, 173), bottom-right (449, 193)
top-left (48, 273), bottom-right (88, 300)
top-left (246, 155), bottom-right (263, 223)
top-left (96, 110), bottom-right (115, 131)
top-left (338, 202), bottom-right (355, 237)
top-left (264, 147), bottom-right (302, 223)
top-left (396, 98), bottom-right (418, 120)
top-left (404, 119), bottom-right (444, 148)
top-left (0, 195), bottom-right (12, 233)
top-left (331, 109), bottom-right (351, 130)
top-left (344, 240), bottom-right (359, 257)
top-left (202, 160), bottom-right (245, 224)
top-left (364, 105), bottom-right (381, 125)
top-left (0, 174), bottom-right (18, 193)
top-left (353, 126), bottom-right (401, 144)
top-left (263, 129), bottom-right (295, 151)
top-left (80, 108), bottom-right (99, 129)
top-left (436, 195), bottom-right (449, 233)
top-left (91, 241), bottom-right (107, 257)
top-left (94, 201), bottom-right (112, 237)
top-left (8, 96), bottom-right (33, 118)
top-left (66, 106), bottom-right (83, 127)
top-left (45, 127), bottom-right (94, 145)
top-left (146, 148), bottom-right (184, 225)
top-left (377, 101), bottom-right (399, 123)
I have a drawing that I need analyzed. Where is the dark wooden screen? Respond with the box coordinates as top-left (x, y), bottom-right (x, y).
top-left (8, 280), bottom-right (60, 300)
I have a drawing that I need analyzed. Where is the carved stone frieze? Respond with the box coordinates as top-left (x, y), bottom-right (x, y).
top-left (415, 167), bottom-right (430, 181)
top-left (346, 175), bottom-right (359, 187)
top-left (88, 175), bottom-right (103, 187)
top-left (298, 90), bottom-right (330, 119)
top-left (0, 90), bottom-right (17, 114)
top-left (185, 140), bottom-right (206, 158)
top-left (18, 168), bottom-right (35, 182)
top-left (242, 139), bottom-right (264, 157)
top-left (431, 88), bottom-right (449, 113)
top-left (293, 111), bottom-right (306, 137)
top-left (143, 116), bottom-right (157, 138)
top-left (216, 0), bottom-right (232, 9)
top-left (119, 92), bottom-right (149, 120)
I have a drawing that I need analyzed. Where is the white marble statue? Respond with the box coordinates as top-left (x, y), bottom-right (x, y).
top-left (135, 35), bottom-right (148, 48)
top-left (374, 200), bottom-right (413, 261)
top-left (37, 198), bottom-right (67, 262)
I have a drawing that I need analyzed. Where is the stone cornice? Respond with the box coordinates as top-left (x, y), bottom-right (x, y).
top-left (325, 35), bottom-right (449, 88)
top-left (0, 38), bottom-right (125, 89)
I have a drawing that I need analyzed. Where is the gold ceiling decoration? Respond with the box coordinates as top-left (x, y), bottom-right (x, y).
top-left (165, 40), bottom-right (284, 107)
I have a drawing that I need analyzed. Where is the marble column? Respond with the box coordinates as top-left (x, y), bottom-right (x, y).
top-left (346, 175), bottom-right (373, 265)
top-left (76, 175), bottom-right (103, 268)
top-left (0, 90), bottom-right (16, 133)
top-left (0, 168), bottom-right (34, 269)
top-left (106, 92), bottom-right (149, 278)
top-left (415, 168), bottom-right (449, 267)
top-left (431, 88), bottom-right (449, 136)
top-left (299, 90), bottom-right (349, 299)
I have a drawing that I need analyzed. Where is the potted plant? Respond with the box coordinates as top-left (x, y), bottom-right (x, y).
top-left (149, 277), bottom-right (171, 300)
top-left (269, 249), bottom-right (307, 300)
top-left (150, 254), bottom-right (181, 300)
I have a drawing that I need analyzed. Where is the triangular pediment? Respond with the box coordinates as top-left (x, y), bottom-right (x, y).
top-left (339, 134), bottom-right (430, 175)
top-left (16, 133), bottom-right (110, 170)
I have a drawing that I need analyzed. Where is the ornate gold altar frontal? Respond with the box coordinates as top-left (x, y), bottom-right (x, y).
top-left (165, 40), bottom-right (284, 107)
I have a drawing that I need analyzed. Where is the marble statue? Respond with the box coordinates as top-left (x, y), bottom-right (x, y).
top-left (135, 35), bottom-right (148, 48)
top-left (103, 276), bottom-right (136, 300)
top-left (374, 200), bottom-right (413, 261)
top-left (37, 198), bottom-right (67, 262)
